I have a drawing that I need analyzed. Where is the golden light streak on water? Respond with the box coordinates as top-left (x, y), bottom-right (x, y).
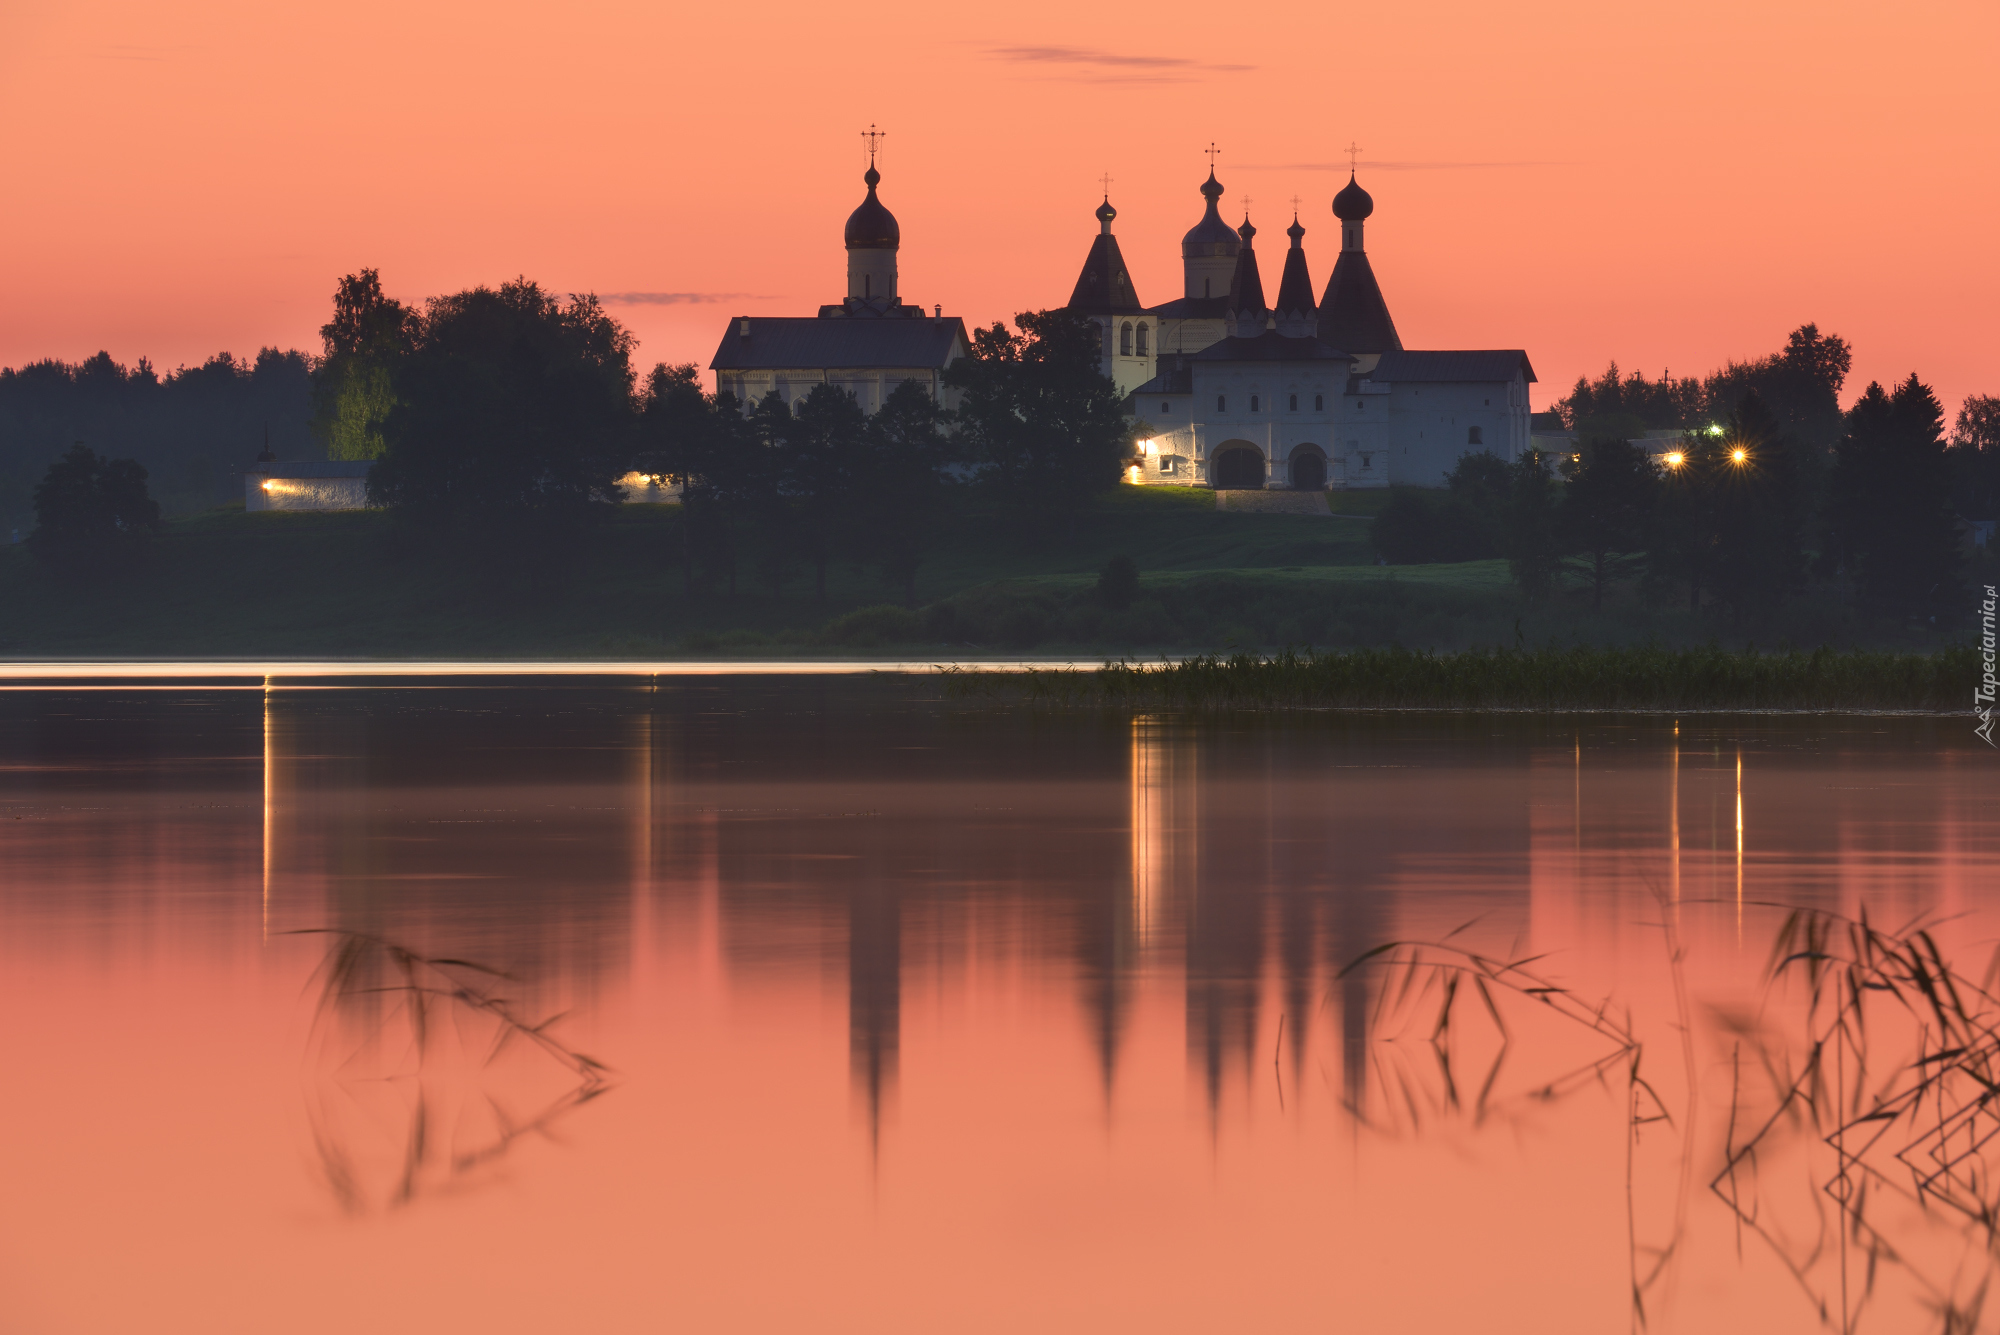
top-left (1735, 750), bottom-right (1745, 942)
top-left (1670, 723), bottom-right (1681, 909)
top-left (262, 675), bottom-right (272, 943)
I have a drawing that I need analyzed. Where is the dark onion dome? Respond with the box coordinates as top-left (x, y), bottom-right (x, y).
top-left (844, 165), bottom-right (900, 250)
top-left (1095, 197), bottom-right (1117, 227)
top-left (1332, 171), bottom-right (1374, 221)
top-left (1182, 168), bottom-right (1240, 258)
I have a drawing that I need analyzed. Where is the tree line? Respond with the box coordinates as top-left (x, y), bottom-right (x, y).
top-left (1376, 363), bottom-right (1999, 626)
top-left (84, 270), bottom-right (1122, 596)
top-left (0, 348), bottom-right (313, 535)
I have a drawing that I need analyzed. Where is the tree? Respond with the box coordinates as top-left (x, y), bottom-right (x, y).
top-left (1504, 449), bottom-right (1563, 601)
top-left (1825, 375), bottom-right (1959, 620)
top-left (943, 308), bottom-right (1128, 528)
top-left (852, 379), bottom-right (955, 605)
top-left (27, 442), bottom-right (159, 576)
top-left (311, 270), bottom-right (415, 461)
top-left (776, 383), bottom-right (868, 600)
top-left (1948, 394), bottom-right (2000, 523)
top-left (1558, 438), bottom-right (1657, 611)
top-left (634, 363), bottom-right (754, 598)
top-left (1702, 392), bottom-right (1808, 617)
top-left (370, 280), bottom-right (638, 561)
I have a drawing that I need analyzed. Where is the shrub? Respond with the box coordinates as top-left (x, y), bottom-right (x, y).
top-left (1096, 555), bottom-right (1140, 609)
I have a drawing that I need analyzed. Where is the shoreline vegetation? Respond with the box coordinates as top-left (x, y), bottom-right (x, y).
top-left (940, 645), bottom-right (1978, 713)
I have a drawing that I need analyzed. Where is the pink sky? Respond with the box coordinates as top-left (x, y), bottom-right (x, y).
top-left (0, 0), bottom-right (1994, 418)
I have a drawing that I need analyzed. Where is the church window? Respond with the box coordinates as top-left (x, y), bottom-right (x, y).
top-left (1315, 394), bottom-right (1324, 410)
top-left (1250, 395), bottom-right (1260, 412)
top-left (1161, 401), bottom-right (1172, 413)
top-left (1288, 394), bottom-right (1297, 411)
top-left (1356, 400), bottom-right (1365, 410)
top-left (1361, 454), bottom-right (1373, 470)
top-left (1468, 426), bottom-right (1483, 445)
top-left (1217, 395), bottom-right (1226, 411)
top-left (1120, 323), bottom-right (1133, 356)
top-left (1137, 324), bottom-right (1150, 355)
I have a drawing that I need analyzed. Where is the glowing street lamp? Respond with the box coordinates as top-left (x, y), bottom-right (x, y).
top-left (1730, 447), bottom-right (1748, 464)
top-left (1663, 451), bottom-right (1685, 469)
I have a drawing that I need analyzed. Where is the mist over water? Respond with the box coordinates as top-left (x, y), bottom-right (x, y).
top-left (0, 680), bottom-right (1993, 1332)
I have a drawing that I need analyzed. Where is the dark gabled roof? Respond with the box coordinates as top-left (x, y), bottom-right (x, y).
top-left (247, 460), bottom-right (373, 478)
top-left (1317, 251), bottom-right (1401, 355)
top-left (1129, 356), bottom-right (1196, 397)
top-left (710, 317), bottom-right (968, 371)
top-left (1369, 349), bottom-right (1538, 384)
top-left (1144, 295), bottom-right (1231, 320)
top-left (1191, 331), bottom-right (1351, 363)
top-left (1066, 233), bottom-right (1144, 314)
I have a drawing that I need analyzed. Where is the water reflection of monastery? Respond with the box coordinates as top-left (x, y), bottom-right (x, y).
top-left (255, 686), bottom-right (1992, 1144)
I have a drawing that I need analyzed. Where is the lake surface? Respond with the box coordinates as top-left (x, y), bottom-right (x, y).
top-left (1, 678), bottom-right (1994, 1333)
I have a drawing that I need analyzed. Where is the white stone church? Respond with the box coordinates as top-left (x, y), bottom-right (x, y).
top-left (710, 149), bottom-right (1535, 490)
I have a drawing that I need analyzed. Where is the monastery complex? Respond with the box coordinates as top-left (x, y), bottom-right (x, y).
top-left (710, 145), bottom-right (1536, 491)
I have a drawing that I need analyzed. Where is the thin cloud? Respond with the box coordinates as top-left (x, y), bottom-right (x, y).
top-left (985, 44), bottom-right (1253, 82)
top-left (1236, 160), bottom-right (1565, 172)
top-left (597, 292), bottom-right (773, 306)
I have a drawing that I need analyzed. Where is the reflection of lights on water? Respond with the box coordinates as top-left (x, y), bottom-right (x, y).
top-left (1129, 716), bottom-right (1194, 948)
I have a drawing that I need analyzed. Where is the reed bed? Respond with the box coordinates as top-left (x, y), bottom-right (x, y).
top-left (944, 644), bottom-right (1976, 712)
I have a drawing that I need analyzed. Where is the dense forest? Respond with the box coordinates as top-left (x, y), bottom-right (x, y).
top-left (0, 348), bottom-right (316, 534)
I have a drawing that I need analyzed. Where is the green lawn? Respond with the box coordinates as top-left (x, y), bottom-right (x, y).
top-left (0, 488), bottom-right (1947, 657)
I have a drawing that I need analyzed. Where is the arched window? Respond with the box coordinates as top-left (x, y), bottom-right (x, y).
top-left (1217, 395), bottom-right (1227, 412)
top-left (1161, 401), bottom-right (1172, 413)
top-left (1120, 323), bottom-right (1133, 356)
top-left (1468, 426), bottom-right (1483, 445)
top-left (1314, 394), bottom-right (1324, 410)
top-left (1288, 394), bottom-right (1297, 411)
top-left (1250, 395), bottom-right (1260, 412)
top-left (1136, 324), bottom-right (1149, 356)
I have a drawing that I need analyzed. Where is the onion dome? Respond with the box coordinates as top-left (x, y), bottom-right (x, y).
top-left (1182, 168), bottom-right (1240, 258)
top-left (1332, 171), bottom-right (1374, 221)
top-left (1286, 216), bottom-right (1305, 246)
top-left (844, 165), bottom-right (900, 250)
top-left (1237, 216), bottom-right (1257, 246)
top-left (1095, 197), bottom-right (1117, 230)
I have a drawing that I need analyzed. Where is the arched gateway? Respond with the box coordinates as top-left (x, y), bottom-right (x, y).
top-left (1210, 444), bottom-right (1265, 490)
top-left (1288, 444), bottom-right (1327, 490)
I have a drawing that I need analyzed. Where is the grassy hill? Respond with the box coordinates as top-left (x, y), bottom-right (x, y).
top-left (0, 487), bottom-right (1958, 658)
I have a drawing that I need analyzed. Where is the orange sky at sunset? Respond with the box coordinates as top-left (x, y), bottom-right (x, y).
top-left (1, 0), bottom-right (1993, 418)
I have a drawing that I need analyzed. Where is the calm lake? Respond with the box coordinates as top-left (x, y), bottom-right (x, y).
top-left (1, 677), bottom-right (1994, 1333)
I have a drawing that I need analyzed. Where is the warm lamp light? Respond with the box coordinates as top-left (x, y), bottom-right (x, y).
top-left (261, 480), bottom-right (273, 490)
top-left (1730, 448), bottom-right (1748, 464)
top-left (1663, 451), bottom-right (1685, 468)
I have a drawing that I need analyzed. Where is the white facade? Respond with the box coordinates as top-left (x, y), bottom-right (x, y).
top-left (1377, 372), bottom-right (1533, 487)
